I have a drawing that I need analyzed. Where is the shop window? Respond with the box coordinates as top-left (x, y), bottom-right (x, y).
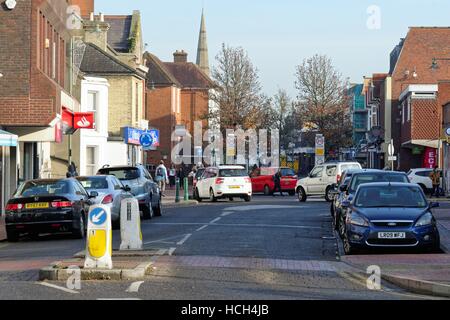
top-left (86, 146), bottom-right (97, 176)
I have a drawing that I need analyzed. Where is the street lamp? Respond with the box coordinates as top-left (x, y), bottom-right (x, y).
top-left (431, 57), bottom-right (450, 70)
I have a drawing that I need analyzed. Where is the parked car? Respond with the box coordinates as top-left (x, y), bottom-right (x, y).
top-left (296, 161), bottom-right (362, 202)
top-left (97, 165), bottom-right (162, 220)
top-left (194, 166), bottom-right (252, 202)
top-left (407, 168), bottom-right (443, 194)
top-left (76, 175), bottom-right (134, 229)
top-left (341, 182), bottom-right (440, 255)
top-left (251, 167), bottom-right (297, 196)
top-left (336, 170), bottom-right (410, 238)
top-left (5, 178), bottom-right (96, 242)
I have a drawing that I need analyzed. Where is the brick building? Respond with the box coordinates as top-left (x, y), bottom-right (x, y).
top-left (388, 27), bottom-right (450, 171)
top-left (144, 51), bottom-right (214, 165)
top-left (0, 0), bottom-right (82, 216)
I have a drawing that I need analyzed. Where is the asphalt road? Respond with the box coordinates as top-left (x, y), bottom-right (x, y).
top-left (0, 195), bottom-right (442, 300)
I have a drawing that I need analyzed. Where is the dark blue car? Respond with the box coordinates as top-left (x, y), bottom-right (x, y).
top-left (342, 182), bottom-right (440, 255)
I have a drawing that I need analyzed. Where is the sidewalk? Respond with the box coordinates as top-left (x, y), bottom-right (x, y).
top-left (161, 187), bottom-right (199, 208)
top-left (0, 217), bottom-right (6, 241)
top-left (341, 207), bottom-right (450, 298)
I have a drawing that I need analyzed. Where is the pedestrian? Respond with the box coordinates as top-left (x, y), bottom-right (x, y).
top-left (429, 166), bottom-right (441, 198)
top-left (177, 166), bottom-right (186, 190)
top-left (272, 169), bottom-right (283, 197)
top-left (66, 161), bottom-right (78, 178)
top-left (155, 160), bottom-right (169, 197)
top-left (169, 164), bottom-right (176, 189)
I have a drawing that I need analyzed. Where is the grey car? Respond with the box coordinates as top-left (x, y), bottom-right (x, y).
top-left (76, 175), bottom-right (134, 229)
top-left (97, 165), bottom-right (162, 220)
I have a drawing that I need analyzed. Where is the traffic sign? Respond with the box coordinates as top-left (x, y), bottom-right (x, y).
top-left (388, 156), bottom-right (397, 162)
top-left (139, 132), bottom-right (154, 148)
top-left (446, 127), bottom-right (450, 137)
top-left (388, 141), bottom-right (395, 157)
top-left (89, 207), bottom-right (107, 226)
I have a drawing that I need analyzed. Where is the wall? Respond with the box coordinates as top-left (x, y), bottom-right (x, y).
top-left (106, 76), bottom-right (133, 136)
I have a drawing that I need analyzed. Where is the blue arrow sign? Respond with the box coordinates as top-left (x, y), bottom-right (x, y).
top-left (89, 208), bottom-right (107, 226)
top-left (139, 132), bottom-right (154, 148)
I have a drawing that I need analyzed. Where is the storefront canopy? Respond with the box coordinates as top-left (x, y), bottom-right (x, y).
top-left (0, 130), bottom-right (18, 147)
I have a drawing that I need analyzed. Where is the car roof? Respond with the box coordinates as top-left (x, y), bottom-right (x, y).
top-left (215, 166), bottom-right (246, 170)
top-left (77, 175), bottom-right (110, 178)
top-left (25, 178), bottom-right (73, 183)
top-left (98, 166), bottom-right (139, 170)
top-left (353, 170), bottom-right (405, 175)
top-left (357, 182), bottom-right (420, 188)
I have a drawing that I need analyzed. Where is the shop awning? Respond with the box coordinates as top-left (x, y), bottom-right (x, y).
top-left (402, 139), bottom-right (439, 149)
top-left (0, 130), bottom-right (18, 147)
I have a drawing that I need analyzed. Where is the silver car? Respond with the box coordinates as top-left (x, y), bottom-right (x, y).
top-left (76, 175), bottom-right (134, 229)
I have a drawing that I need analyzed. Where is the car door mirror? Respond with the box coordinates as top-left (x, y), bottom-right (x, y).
top-left (430, 202), bottom-right (440, 209)
top-left (122, 185), bottom-right (131, 192)
top-left (89, 191), bottom-right (99, 199)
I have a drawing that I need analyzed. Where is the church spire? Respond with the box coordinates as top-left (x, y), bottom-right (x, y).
top-left (196, 9), bottom-right (210, 76)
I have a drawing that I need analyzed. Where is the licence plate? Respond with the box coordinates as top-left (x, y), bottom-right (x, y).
top-left (229, 186), bottom-right (241, 189)
top-left (25, 202), bottom-right (49, 209)
top-left (378, 232), bottom-right (406, 239)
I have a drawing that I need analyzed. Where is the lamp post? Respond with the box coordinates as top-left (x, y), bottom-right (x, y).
top-left (431, 57), bottom-right (450, 70)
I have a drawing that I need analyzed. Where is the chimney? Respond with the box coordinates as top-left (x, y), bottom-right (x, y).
top-left (173, 50), bottom-right (188, 63)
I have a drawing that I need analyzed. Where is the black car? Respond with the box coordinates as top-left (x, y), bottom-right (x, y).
top-left (5, 178), bottom-right (96, 242)
top-left (97, 164), bottom-right (162, 220)
top-left (336, 170), bottom-right (410, 238)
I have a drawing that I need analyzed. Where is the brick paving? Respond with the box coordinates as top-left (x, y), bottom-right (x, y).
top-left (151, 255), bottom-right (353, 273)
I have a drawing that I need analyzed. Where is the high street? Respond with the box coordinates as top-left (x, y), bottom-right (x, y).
top-left (0, 196), bottom-right (442, 300)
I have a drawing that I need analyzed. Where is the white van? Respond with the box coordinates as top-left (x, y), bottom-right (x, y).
top-left (296, 162), bottom-right (362, 202)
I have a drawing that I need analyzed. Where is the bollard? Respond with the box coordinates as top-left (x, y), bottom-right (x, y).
top-left (175, 178), bottom-right (180, 203)
top-left (120, 198), bottom-right (143, 251)
top-left (84, 205), bottom-right (113, 269)
top-left (184, 177), bottom-right (189, 201)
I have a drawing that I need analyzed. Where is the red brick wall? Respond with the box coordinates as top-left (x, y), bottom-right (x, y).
top-left (0, 0), bottom-right (72, 127)
top-left (69, 0), bottom-right (94, 17)
top-left (411, 99), bottom-right (440, 140)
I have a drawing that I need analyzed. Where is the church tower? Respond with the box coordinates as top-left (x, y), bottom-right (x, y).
top-left (196, 9), bottom-right (210, 76)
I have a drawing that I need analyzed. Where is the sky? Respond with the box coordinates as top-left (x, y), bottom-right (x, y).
top-left (96, 0), bottom-right (450, 98)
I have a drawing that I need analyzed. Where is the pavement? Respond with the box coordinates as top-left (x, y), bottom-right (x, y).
top-left (0, 217), bottom-right (5, 241)
top-left (0, 195), bottom-right (448, 300)
top-left (161, 187), bottom-right (199, 208)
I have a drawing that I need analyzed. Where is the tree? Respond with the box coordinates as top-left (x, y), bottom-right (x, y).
top-left (272, 89), bottom-right (299, 154)
top-left (208, 44), bottom-right (270, 130)
top-left (294, 54), bottom-right (352, 153)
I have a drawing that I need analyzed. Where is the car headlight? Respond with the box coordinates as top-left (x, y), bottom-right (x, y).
top-left (350, 212), bottom-right (369, 227)
top-left (415, 212), bottom-right (433, 227)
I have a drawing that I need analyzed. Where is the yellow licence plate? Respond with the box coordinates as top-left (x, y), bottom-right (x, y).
top-left (229, 186), bottom-right (241, 189)
top-left (25, 202), bottom-right (49, 209)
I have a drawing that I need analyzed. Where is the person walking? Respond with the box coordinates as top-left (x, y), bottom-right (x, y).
top-left (177, 166), bottom-right (186, 190)
top-left (430, 166), bottom-right (441, 198)
top-left (272, 169), bottom-right (283, 197)
top-left (168, 164), bottom-right (176, 189)
top-left (155, 160), bottom-right (169, 197)
top-left (66, 161), bottom-right (79, 178)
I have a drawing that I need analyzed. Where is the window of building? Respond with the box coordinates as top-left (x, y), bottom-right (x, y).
top-left (86, 146), bottom-right (97, 176)
top-left (407, 99), bottom-right (411, 122)
top-left (87, 91), bottom-right (98, 131)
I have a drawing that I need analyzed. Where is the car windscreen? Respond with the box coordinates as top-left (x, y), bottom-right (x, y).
top-left (77, 177), bottom-right (109, 190)
top-left (219, 169), bottom-right (248, 177)
top-left (195, 169), bottom-right (205, 179)
top-left (341, 164), bottom-right (361, 172)
top-left (355, 185), bottom-right (427, 208)
top-left (281, 168), bottom-right (296, 176)
top-left (260, 168), bottom-right (277, 176)
top-left (16, 181), bottom-right (71, 197)
top-left (98, 168), bottom-right (139, 180)
top-left (350, 174), bottom-right (408, 192)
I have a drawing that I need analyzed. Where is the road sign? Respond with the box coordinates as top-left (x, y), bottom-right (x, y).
top-left (388, 140), bottom-right (395, 156)
top-left (89, 208), bottom-right (107, 226)
top-left (388, 156), bottom-right (397, 162)
top-left (446, 127), bottom-right (450, 137)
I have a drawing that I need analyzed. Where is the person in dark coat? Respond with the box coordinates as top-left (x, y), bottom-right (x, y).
top-left (67, 161), bottom-right (78, 178)
top-left (177, 166), bottom-right (186, 190)
top-left (272, 169), bottom-right (283, 196)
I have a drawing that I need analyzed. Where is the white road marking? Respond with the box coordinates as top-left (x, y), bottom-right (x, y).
top-left (176, 234), bottom-right (192, 245)
top-left (150, 222), bottom-right (321, 230)
top-left (196, 225), bottom-right (209, 232)
top-left (222, 205), bottom-right (309, 211)
top-left (168, 247), bottom-right (176, 256)
top-left (37, 282), bottom-right (79, 294)
top-left (156, 249), bottom-right (167, 255)
top-left (209, 217), bottom-right (221, 224)
top-left (126, 281), bottom-right (144, 293)
top-left (221, 212), bottom-right (234, 217)
top-left (144, 234), bottom-right (191, 245)
top-left (97, 298), bottom-right (142, 300)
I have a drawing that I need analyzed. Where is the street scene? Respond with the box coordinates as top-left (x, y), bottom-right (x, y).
top-left (1, 0), bottom-right (450, 306)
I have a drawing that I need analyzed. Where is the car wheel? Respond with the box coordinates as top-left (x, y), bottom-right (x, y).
top-left (209, 189), bottom-right (217, 202)
top-left (154, 199), bottom-right (162, 217)
top-left (142, 204), bottom-right (153, 220)
top-left (195, 188), bottom-right (202, 202)
top-left (264, 185), bottom-right (271, 196)
top-left (297, 187), bottom-right (307, 202)
top-left (244, 195), bottom-right (252, 202)
top-left (7, 230), bottom-right (19, 242)
top-left (72, 215), bottom-right (85, 239)
top-left (325, 186), bottom-right (333, 202)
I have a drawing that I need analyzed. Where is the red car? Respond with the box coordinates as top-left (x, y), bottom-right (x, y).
top-left (250, 167), bottom-right (298, 195)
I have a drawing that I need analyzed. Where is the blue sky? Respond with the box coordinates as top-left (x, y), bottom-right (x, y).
top-left (96, 0), bottom-right (450, 98)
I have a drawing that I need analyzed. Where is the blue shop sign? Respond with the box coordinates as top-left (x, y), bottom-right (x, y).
top-left (122, 127), bottom-right (143, 145)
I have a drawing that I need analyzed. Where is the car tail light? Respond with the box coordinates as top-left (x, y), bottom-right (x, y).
top-left (215, 178), bottom-right (225, 185)
top-left (5, 203), bottom-right (23, 212)
top-left (102, 194), bottom-right (114, 204)
top-left (51, 201), bottom-right (73, 208)
top-left (337, 174), bottom-right (341, 184)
